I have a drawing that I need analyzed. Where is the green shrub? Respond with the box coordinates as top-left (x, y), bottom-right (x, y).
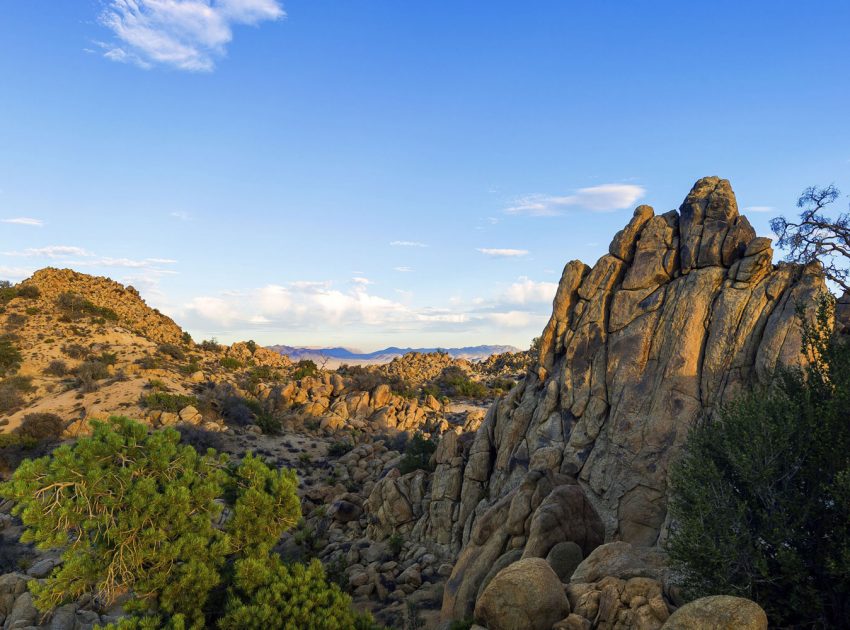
top-left (245, 340), bottom-right (257, 354)
top-left (57, 292), bottom-right (119, 321)
top-left (16, 285), bottom-right (39, 299)
top-left (327, 441), bottom-right (353, 457)
top-left (388, 532), bottom-right (404, 556)
top-left (668, 295), bottom-right (850, 628)
top-left (199, 339), bottom-right (221, 353)
top-left (61, 343), bottom-right (88, 359)
top-left (181, 331), bottom-right (192, 344)
top-left (135, 355), bottom-right (160, 370)
top-left (292, 359), bottom-right (318, 380)
top-left (398, 433), bottom-right (438, 475)
top-left (16, 413), bottom-right (64, 440)
top-left (158, 343), bottom-right (186, 361)
top-left (142, 392), bottom-right (199, 412)
top-left (220, 357), bottom-right (242, 370)
top-left (436, 366), bottom-right (488, 398)
top-left (218, 557), bottom-right (378, 630)
top-left (43, 360), bottom-right (68, 377)
top-left (0, 418), bottom-right (302, 629)
top-left (0, 281), bottom-right (16, 304)
top-left (25, 307), bottom-right (39, 316)
top-left (75, 360), bottom-right (110, 392)
top-left (0, 383), bottom-right (24, 414)
top-left (0, 337), bottom-right (22, 377)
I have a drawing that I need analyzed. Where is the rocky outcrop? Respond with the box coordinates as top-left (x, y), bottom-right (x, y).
top-left (661, 595), bottom-right (767, 630)
top-left (23, 268), bottom-right (187, 345)
top-left (410, 177), bottom-right (825, 622)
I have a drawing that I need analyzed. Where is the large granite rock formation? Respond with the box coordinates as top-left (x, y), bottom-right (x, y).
top-left (414, 177), bottom-right (825, 621)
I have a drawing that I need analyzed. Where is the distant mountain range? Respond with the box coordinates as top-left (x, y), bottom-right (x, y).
top-left (266, 344), bottom-right (520, 366)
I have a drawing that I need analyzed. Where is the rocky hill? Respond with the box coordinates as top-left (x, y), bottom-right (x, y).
top-left (364, 176), bottom-right (826, 624)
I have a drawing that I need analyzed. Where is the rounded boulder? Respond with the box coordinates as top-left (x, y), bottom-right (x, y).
top-left (474, 557), bottom-right (570, 630)
top-left (662, 595), bottom-right (767, 630)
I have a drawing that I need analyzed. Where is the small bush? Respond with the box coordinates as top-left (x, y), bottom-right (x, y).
top-left (199, 338), bottom-right (221, 353)
top-left (147, 379), bottom-right (168, 392)
top-left (74, 360), bottom-right (110, 392)
top-left (436, 366), bottom-right (488, 398)
top-left (135, 355), bottom-right (160, 370)
top-left (61, 343), bottom-right (88, 360)
top-left (397, 433), bottom-right (438, 475)
top-left (388, 532), bottom-right (404, 556)
top-left (43, 360), bottom-right (68, 377)
top-left (4, 313), bottom-right (26, 330)
top-left (0, 383), bottom-right (24, 414)
top-left (175, 425), bottom-right (226, 453)
top-left (181, 331), bottom-right (192, 344)
top-left (157, 343), bottom-right (186, 361)
top-left (16, 285), bottom-right (40, 300)
top-left (17, 413), bottom-right (64, 441)
top-left (56, 292), bottom-right (119, 321)
top-left (218, 557), bottom-right (379, 630)
top-left (0, 281), bottom-right (16, 304)
top-left (292, 359), bottom-right (318, 380)
top-left (142, 392), bottom-right (198, 412)
top-left (220, 356), bottom-right (242, 370)
top-left (0, 337), bottom-right (22, 377)
top-left (245, 340), bottom-right (257, 354)
top-left (98, 351), bottom-right (117, 366)
top-left (327, 441), bottom-right (353, 457)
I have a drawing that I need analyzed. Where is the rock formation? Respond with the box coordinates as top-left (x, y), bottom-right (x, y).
top-left (371, 176), bottom-right (824, 622)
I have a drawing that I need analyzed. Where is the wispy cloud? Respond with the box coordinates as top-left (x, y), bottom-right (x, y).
top-left (394, 266), bottom-right (413, 272)
top-left (506, 183), bottom-right (646, 216)
top-left (352, 276), bottom-right (373, 286)
top-left (500, 277), bottom-right (558, 304)
top-left (4, 246), bottom-right (93, 258)
top-left (0, 266), bottom-right (36, 281)
top-left (98, 0), bottom-right (286, 72)
top-left (390, 240), bottom-right (428, 248)
top-left (170, 211), bottom-right (191, 220)
top-left (742, 206), bottom-right (775, 214)
top-left (2, 217), bottom-right (44, 227)
top-left (477, 248), bottom-right (529, 258)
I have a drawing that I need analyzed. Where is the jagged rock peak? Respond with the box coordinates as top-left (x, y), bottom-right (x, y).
top-left (384, 177), bottom-right (827, 622)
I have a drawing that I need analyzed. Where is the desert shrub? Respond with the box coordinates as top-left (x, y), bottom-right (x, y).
top-left (158, 343), bottom-right (186, 361)
top-left (0, 281), bottom-right (15, 303)
top-left (175, 425), bottom-right (226, 453)
top-left (490, 377), bottom-right (516, 393)
top-left (5, 313), bottom-right (27, 330)
top-left (338, 365), bottom-right (385, 391)
top-left (448, 620), bottom-right (474, 630)
top-left (147, 379), bottom-right (168, 392)
top-left (181, 331), bottom-right (192, 344)
top-left (61, 343), bottom-right (88, 359)
top-left (135, 355), bottom-right (160, 370)
top-left (25, 307), bottom-right (39, 316)
top-left (16, 413), bottom-right (64, 440)
top-left (16, 285), bottom-right (40, 300)
top-left (142, 392), bottom-right (198, 412)
top-left (327, 441), bottom-right (353, 457)
top-left (292, 359), bottom-right (318, 380)
top-left (74, 360), bottom-right (110, 392)
top-left (56, 292), bottom-right (119, 321)
top-left (0, 433), bottom-right (54, 478)
top-left (219, 357), bottom-right (242, 370)
top-left (98, 351), bottom-right (117, 366)
top-left (179, 360), bottom-right (201, 376)
top-left (218, 557), bottom-right (378, 630)
top-left (245, 340), bottom-right (257, 354)
top-left (199, 338), bottom-right (221, 353)
top-left (0, 383), bottom-right (24, 414)
top-left (398, 433), bottom-right (438, 475)
top-left (0, 418), bottom-right (303, 629)
top-left (388, 532), bottom-right (404, 556)
top-left (242, 365), bottom-right (276, 387)
top-left (0, 337), bottom-right (22, 377)
top-left (43, 360), bottom-right (68, 377)
top-left (668, 295), bottom-right (850, 628)
top-left (436, 367), bottom-right (487, 398)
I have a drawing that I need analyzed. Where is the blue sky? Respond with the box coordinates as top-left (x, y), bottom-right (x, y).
top-left (1, 1), bottom-right (849, 350)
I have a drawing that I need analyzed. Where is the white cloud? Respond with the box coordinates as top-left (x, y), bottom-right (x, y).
top-left (4, 246), bottom-right (93, 258)
top-left (0, 266), bottom-right (35, 281)
top-left (170, 211), bottom-right (191, 220)
top-left (477, 248), bottom-right (529, 258)
top-left (2, 217), bottom-right (44, 227)
top-left (500, 277), bottom-right (558, 305)
top-left (742, 206), bottom-right (774, 213)
top-left (506, 183), bottom-right (646, 216)
top-left (390, 240), bottom-right (427, 248)
top-left (487, 311), bottom-right (535, 328)
top-left (98, 0), bottom-right (285, 72)
top-left (352, 276), bottom-right (373, 286)
top-left (394, 266), bottom-right (413, 272)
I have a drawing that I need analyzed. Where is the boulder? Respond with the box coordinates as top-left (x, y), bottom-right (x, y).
top-left (661, 595), bottom-right (767, 629)
top-left (570, 541), bottom-right (668, 584)
top-left (474, 558), bottom-right (570, 630)
top-left (546, 541), bottom-right (583, 582)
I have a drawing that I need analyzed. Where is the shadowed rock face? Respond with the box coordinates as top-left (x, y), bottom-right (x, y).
top-left (435, 177), bottom-right (825, 621)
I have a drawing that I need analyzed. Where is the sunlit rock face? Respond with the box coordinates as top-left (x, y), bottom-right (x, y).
top-left (430, 176), bottom-right (825, 620)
